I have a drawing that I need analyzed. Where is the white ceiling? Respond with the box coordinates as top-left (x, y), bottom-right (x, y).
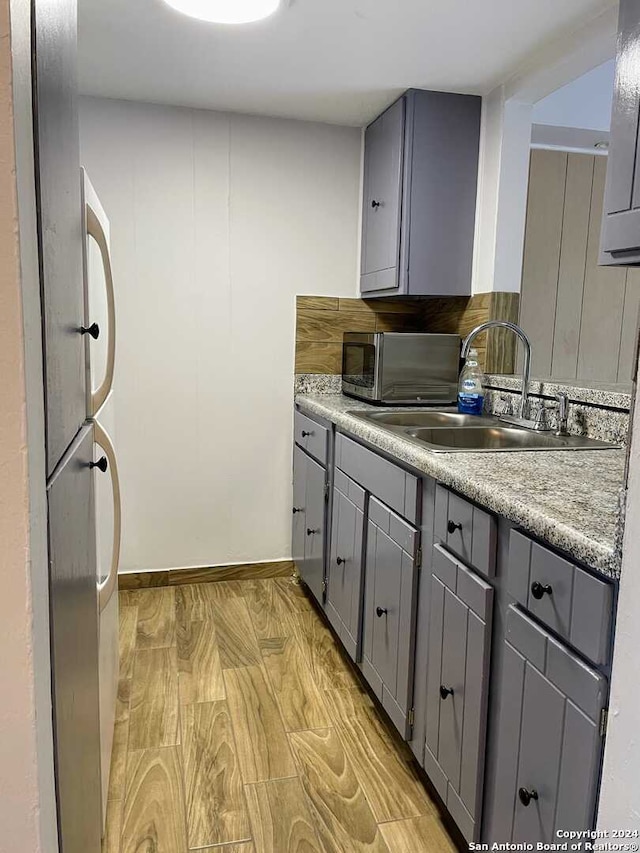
top-left (78, 0), bottom-right (616, 126)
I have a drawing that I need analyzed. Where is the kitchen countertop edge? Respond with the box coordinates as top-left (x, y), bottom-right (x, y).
top-left (295, 393), bottom-right (625, 579)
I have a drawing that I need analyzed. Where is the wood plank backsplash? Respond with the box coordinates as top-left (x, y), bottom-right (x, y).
top-left (519, 150), bottom-right (640, 383)
top-left (295, 293), bottom-right (519, 374)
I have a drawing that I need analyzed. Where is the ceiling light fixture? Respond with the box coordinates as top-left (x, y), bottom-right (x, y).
top-left (162, 0), bottom-right (284, 24)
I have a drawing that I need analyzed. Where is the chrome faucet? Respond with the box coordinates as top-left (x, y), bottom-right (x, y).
top-left (461, 321), bottom-right (533, 424)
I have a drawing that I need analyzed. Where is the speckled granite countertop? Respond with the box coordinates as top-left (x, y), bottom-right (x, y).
top-left (296, 393), bottom-right (627, 579)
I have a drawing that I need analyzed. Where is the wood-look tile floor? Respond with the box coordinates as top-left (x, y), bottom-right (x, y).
top-left (105, 578), bottom-right (456, 853)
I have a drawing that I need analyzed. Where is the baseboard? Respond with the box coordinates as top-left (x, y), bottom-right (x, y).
top-left (117, 559), bottom-right (295, 590)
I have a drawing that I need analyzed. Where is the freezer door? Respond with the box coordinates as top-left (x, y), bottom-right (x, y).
top-left (81, 169), bottom-right (116, 417)
top-left (34, 0), bottom-right (86, 475)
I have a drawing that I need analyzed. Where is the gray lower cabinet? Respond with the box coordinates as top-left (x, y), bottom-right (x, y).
top-left (292, 418), bottom-right (615, 846)
top-left (326, 471), bottom-right (366, 661)
top-left (360, 88), bottom-right (481, 297)
top-left (292, 445), bottom-right (307, 574)
top-left (292, 442), bottom-right (327, 605)
top-left (600, 0), bottom-right (640, 265)
top-left (361, 497), bottom-right (420, 738)
top-left (424, 545), bottom-right (493, 842)
top-left (488, 605), bottom-right (607, 843)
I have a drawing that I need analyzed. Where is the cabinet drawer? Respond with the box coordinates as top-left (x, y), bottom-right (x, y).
top-left (507, 530), bottom-right (613, 666)
top-left (294, 409), bottom-right (329, 465)
top-left (335, 433), bottom-right (419, 524)
top-left (434, 485), bottom-right (497, 578)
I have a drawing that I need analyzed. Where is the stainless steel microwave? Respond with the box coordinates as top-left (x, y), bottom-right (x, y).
top-left (342, 332), bottom-right (461, 405)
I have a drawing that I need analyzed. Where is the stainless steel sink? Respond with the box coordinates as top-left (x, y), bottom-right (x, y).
top-left (358, 410), bottom-right (500, 429)
top-left (347, 410), bottom-right (619, 452)
top-left (405, 426), bottom-right (617, 452)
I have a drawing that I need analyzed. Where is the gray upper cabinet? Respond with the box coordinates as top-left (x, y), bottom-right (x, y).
top-left (360, 89), bottom-right (481, 297)
top-left (361, 99), bottom-right (405, 292)
top-left (34, 0), bottom-right (87, 474)
top-left (326, 470), bottom-right (366, 660)
top-left (424, 545), bottom-right (494, 843)
top-left (487, 606), bottom-right (607, 844)
top-left (600, 0), bottom-right (640, 265)
top-left (361, 497), bottom-right (420, 738)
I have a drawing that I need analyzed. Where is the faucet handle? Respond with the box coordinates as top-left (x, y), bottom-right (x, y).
top-left (554, 392), bottom-right (570, 435)
top-left (497, 394), bottom-right (512, 416)
top-left (533, 404), bottom-right (548, 430)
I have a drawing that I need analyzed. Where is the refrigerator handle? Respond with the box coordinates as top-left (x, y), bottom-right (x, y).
top-left (94, 422), bottom-right (121, 613)
top-left (87, 203), bottom-right (116, 415)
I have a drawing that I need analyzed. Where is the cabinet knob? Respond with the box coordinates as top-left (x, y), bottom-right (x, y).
top-left (439, 685), bottom-right (454, 700)
top-left (371, 199), bottom-right (381, 209)
top-left (292, 507), bottom-right (304, 515)
top-left (531, 581), bottom-right (553, 600)
top-left (306, 528), bottom-right (320, 536)
top-left (518, 787), bottom-right (539, 807)
top-left (376, 606), bottom-right (387, 618)
top-left (301, 430), bottom-right (314, 438)
top-left (90, 456), bottom-right (108, 473)
top-left (447, 520), bottom-right (462, 535)
top-left (80, 322), bottom-right (100, 340)
top-left (336, 557), bottom-right (345, 565)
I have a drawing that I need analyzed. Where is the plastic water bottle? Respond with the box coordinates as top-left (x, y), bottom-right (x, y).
top-left (458, 348), bottom-right (485, 415)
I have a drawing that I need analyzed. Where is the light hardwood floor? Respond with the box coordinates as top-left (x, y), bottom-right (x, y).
top-left (105, 578), bottom-right (457, 853)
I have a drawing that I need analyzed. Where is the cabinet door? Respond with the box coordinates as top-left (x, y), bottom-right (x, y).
top-left (489, 606), bottom-right (606, 844)
top-left (301, 454), bottom-right (326, 606)
top-left (424, 548), bottom-right (493, 842)
top-left (327, 481), bottom-right (365, 660)
top-left (361, 498), bottom-right (419, 737)
top-left (600, 0), bottom-right (640, 264)
top-left (47, 424), bottom-right (102, 853)
top-left (292, 446), bottom-right (307, 575)
top-left (360, 98), bottom-right (405, 294)
top-left (34, 0), bottom-right (86, 474)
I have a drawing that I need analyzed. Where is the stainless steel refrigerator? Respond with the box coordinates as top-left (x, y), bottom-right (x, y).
top-left (33, 2), bottom-right (120, 849)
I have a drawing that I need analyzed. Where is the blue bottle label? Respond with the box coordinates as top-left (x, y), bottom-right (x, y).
top-left (458, 393), bottom-right (484, 415)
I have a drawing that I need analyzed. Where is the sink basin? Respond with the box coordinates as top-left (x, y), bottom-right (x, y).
top-left (354, 410), bottom-right (500, 429)
top-left (346, 410), bottom-right (619, 452)
top-left (404, 426), bottom-right (618, 453)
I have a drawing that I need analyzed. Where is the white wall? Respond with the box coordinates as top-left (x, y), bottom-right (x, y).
top-left (79, 97), bottom-right (361, 572)
top-left (1, 0), bottom-right (57, 849)
top-left (472, 89), bottom-right (532, 294)
top-left (532, 59), bottom-right (615, 131)
top-left (471, 6), bottom-right (617, 296)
